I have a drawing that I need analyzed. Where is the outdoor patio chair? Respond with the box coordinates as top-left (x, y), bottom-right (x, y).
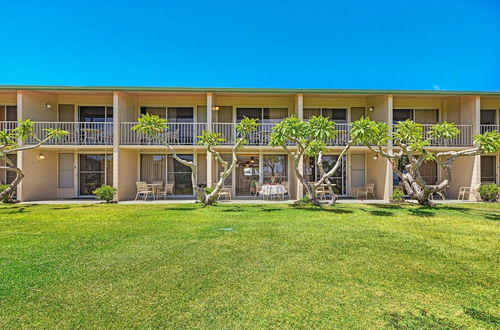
top-left (219, 186), bottom-right (232, 200)
top-left (357, 183), bottom-right (375, 199)
top-left (135, 181), bottom-right (155, 201)
top-left (254, 182), bottom-right (262, 199)
top-left (281, 181), bottom-right (291, 198)
top-left (458, 184), bottom-right (481, 201)
top-left (157, 183), bottom-right (174, 199)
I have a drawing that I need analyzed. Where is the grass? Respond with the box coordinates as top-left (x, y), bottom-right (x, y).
top-left (0, 202), bottom-right (499, 328)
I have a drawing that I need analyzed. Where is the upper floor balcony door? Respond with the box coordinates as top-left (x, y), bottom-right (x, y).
top-left (234, 108), bottom-right (288, 145)
top-left (480, 109), bottom-right (499, 133)
top-left (0, 105), bottom-right (17, 121)
top-left (393, 108), bottom-right (439, 125)
top-left (140, 107), bottom-right (196, 144)
top-left (0, 105), bottom-right (17, 131)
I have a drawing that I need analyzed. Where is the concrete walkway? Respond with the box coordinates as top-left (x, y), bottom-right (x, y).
top-left (18, 198), bottom-right (478, 205)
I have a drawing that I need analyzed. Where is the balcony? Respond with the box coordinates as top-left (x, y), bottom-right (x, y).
top-left (121, 122), bottom-right (207, 145)
top-left (213, 123), bottom-right (352, 146)
top-left (393, 124), bottom-right (473, 147)
top-left (26, 122), bottom-right (114, 145)
top-left (480, 124), bottom-right (500, 134)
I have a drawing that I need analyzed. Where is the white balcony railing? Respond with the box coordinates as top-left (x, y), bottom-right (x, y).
top-left (392, 124), bottom-right (473, 146)
top-left (480, 124), bottom-right (500, 134)
top-left (26, 122), bottom-right (114, 145)
top-left (0, 121), bottom-right (18, 132)
top-left (0, 121), bottom-right (475, 147)
top-left (121, 122), bottom-right (207, 145)
top-left (421, 124), bottom-right (473, 146)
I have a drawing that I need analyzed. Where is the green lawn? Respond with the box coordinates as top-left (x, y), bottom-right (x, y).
top-left (0, 203), bottom-right (499, 329)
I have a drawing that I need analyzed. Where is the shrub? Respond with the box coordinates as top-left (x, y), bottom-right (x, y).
top-left (92, 185), bottom-right (117, 203)
top-left (0, 184), bottom-right (11, 203)
top-left (391, 189), bottom-right (405, 203)
top-left (478, 184), bottom-right (499, 202)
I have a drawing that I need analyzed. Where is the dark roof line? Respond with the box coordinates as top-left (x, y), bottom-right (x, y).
top-left (0, 85), bottom-right (499, 96)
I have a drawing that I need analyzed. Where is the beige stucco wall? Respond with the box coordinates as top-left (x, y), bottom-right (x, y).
top-left (393, 97), bottom-right (441, 109)
top-left (19, 91), bottom-right (58, 121)
top-left (137, 94), bottom-right (205, 108)
top-left (215, 94), bottom-right (294, 117)
top-left (303, 96), bottom-right (367, 108)
top-left (117, 148), bottom-right (139, 200)
top-left (366, 95), bottom-right (390, 122)
top-left (0, 92), bottom-right (17, 105)
top-left (480, 97), bottom-right (500, 109)
top-left (365, 152), bottom-right (391, 199)
top-left (57, 93), bottom-right (113, 106)
top-left (17, 148), bottom-right (58, 201)
top-left (447, 155), bottom-right (480, 200)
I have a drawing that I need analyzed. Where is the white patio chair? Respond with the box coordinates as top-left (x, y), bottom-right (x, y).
top-left (135, 181), bottom-right (154, 201)
top-left (219, 186), bottom-right (232, 200)
top-left (357, 183), bottom-right (375, 199)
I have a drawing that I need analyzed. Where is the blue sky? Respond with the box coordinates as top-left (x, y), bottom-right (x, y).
top-left (0, 0), bottom-right (499, 91)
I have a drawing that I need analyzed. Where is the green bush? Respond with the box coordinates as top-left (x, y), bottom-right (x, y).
top-left (92, 185), bottom-right (117, 203)
top-left (0, 184), bottom-right (11, 203)
top-left (391, 189), bottom-right (405, 203)
top-left (478, 184), bottom-right (499, 202)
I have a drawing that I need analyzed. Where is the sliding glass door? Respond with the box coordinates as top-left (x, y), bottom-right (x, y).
top-left (304, 155), bottom-right (346, 195)
top-left (140, 154), bottom-right (194, 195)
top-left (78, 154), bottom-right (112, 196)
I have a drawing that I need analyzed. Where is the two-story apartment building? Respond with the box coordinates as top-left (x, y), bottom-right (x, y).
top-left (1, 86), bottom-right (499, 201)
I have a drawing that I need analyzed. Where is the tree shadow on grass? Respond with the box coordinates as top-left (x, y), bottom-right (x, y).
top-left (288, 205), bottom-right (354, 214)
top-left (408, 208), bottom-right (435, 217)
top-left (385, 310), bottom-right (462, 329)
top-left (50, 206), bottom-right (70, 210)
top-left (484, 213), bottom-right (500, 221)
top-left (0, 206), bottom-right (30, 214)
top-left (367, 203), bottom-right (403, 209)
top-left (368, 210), bottom-right (394, 217)
top-left (463, 307), bottom-right (500, 326)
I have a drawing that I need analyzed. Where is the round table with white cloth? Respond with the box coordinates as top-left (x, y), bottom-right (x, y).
top-left (259, 184), bottom-right (286, 199)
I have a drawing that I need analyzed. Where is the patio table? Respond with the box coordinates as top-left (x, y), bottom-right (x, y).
top-left (260, 184), bottom-right (286, 200)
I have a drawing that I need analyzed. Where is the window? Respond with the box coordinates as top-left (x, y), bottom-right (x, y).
top-left (393, 109), bottom-right (438, 124)
top-left (394, 157), bottom-right (437, 185)
top-left (420, 161), bottom-right (438, 185)
top-left (58, 154), bottom-right (74, 188)
top-left (141, 107), bottom-right (166, 118)
top-left (262, 155), bottom-right (287, 184)
top-left (4, 154), bottom-right (17, 184)
top-left (141, 154), bottom-right (166, 183)
top-left (304, 108), bottom-right (347, 123)
top-left (168, 154), bottom-right (193, 194)
top-left (481, 155), bottom-right (497, 183)
top-left (78, 154), bottom-right (112, 195)
top-left (168, 107), bottom-right (194, 123)
top-left (0, 105), bottom-right (17, 121)
top-left (236, 108), bottom-right (288, 123)
top-left (480, 109), bottom-right (496, 125)
top-left (304, 155), bottom-right (346, 195)
top-left (79, 106), bottom-right (113, 122)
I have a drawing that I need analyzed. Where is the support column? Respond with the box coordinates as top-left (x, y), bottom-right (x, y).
top-left (295, 93), bottom-right (304, 198)
top-left (112, 92), bottom-right (121, 201)
top-left (206, 92), bottom-right (214, 187)
top-left (16, 91), bottom-right (24, 201)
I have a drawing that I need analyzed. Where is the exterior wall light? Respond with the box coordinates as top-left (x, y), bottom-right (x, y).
top-left (45, 103), bottom-right (52, 110)
top-left (212, 106), bottom-right (220, 111)
top-left (369, 107), bottom-right (374, 112)
top-left (373, 155), bottom-right (378, 160)
top-left (39, 153), bottom-right (46, 160)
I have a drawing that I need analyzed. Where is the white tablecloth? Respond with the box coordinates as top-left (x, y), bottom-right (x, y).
top-left (260, 184), bottom-right (286, 197)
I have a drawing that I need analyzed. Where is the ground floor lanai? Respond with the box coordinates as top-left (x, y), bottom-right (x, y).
top-left (13, 145), bottom-right (496, 202)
